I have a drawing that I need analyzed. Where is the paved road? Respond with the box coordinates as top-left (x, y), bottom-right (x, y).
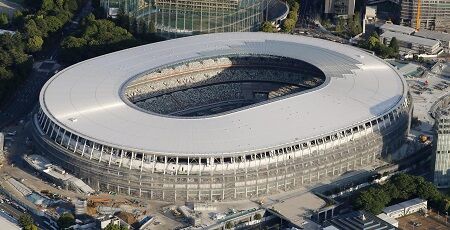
top-left (0, 202), bottom-right (24, 219)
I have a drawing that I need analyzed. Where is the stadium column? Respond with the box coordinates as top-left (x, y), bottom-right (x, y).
top-left (108, 148), bottom-right (113, 166)
top-left (50, 123), bottom-right (56, 138)
top-left (175, 157), bottom-right (179, 175)
top-left (57, 128), bottom-right (64, 145)
top-left (255, 153), bottom-right (259, 197)
top-left (42, 116), bottom-right (51, 133)
top-left (54, 127), bottom-right (61, 144)
top-left (119, 150), bottom-right (124, 167)
top-left (141, 154), bottom-right (145, 172)
top-left (130, 152), bottom-right (135, 170)
top-left (44, 118), bottom-right (51, 134)
top-left (187, 157), bottom-right (190, 175)
top-left (66, 132), bottom-right (72, 149)
top-left (89, 143), bottom-right (95, 159)
top-left (39, 112), bottom-right (46, 126)
top-left (45, 120), bottom-right (52, 135)
top-left (152, 154), bottom-right (157, 173)
top-left (37, 108), bottom-right (43, 120)
top-left (199, 157), bottom-right (202, 176)
top-left (73, 135), bottom-right (79, 153)
top-left (99, 145), bottom-right (104, 162)
top-left (81, 139), bottom-right (87, 157)
top-left (163, 156), bottom-right (167, 174)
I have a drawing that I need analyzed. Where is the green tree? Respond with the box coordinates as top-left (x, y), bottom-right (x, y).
top-left (27, 35), bottom-right (43, 52)
top-left (367, 36), bottom-right (379, 49)
top-left (282, 18), bottom-right (296, 32)
top-left (289, 1), bottom-right (300, 12)
top-left (261, 21), bottom-right (277, 33)
top-left (388, 37), bottom-right (399, 54)
top-left (64, 0), bottom-right (79, 12)
top-left (0, 13), bottom-right (9, 28)
top-left (18, 214), bottom-right (38, 230)
top-left (336, 17), bottom-right (346, 33)
top-left (104, 223), bottom-right (128, 230)
top-left (288, 11), bottom-right (298, 22)
top-left (354, 187), bottom-right (390, 214)
top-left (45, 16), bottom-right (64, 33)
top-left (41, 0), bottom-right (55, 12)
top-left (57, 212), bottom-right (75, 229)
top-left (35, 16), bottom-right (49, 37)
top-left (348, 12), bottom-right (362, 36)
top-left (225, 221), bottom-right (234, 229)
top-left (254, 213), bottom-right (262, 220)
top-left (390, 173), bottom-right (416, 199)
top-left (24, 19), bottom-right (43, 37)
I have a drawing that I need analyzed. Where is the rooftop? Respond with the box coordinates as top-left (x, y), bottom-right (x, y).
top-left (380, 23), bottom-right (416, 35)
top-left (40, 32), bottom-right (407, 156)
top-left (414, 29), bottom-right (450, 42)
top-left (325, 210), bottom-right (397, 230)
top-left (383, 198), bottom-right (427, 213)
top-left (381, 31), bottom-right (440, 47)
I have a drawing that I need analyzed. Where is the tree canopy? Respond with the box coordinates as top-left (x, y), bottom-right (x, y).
top-left (1, 0), bottom-right (85, 102)
top-left (57, 212), bottom-right (75, 229)
top-left (18, 214), bottom-right (38, 230)
top-left (60, 13), bottom-right (139, 64)
top-left (261, 21), bottom-right (277, 33)
top-left (358, 32), bottom-right (398, 58)
top-left (104, 223), bottom-right (129, 230)
top-left (282, 19), bottom-right (296, 33)
top-left (261, 0), bottom-right (299, 33)
top-left (354, 173), bottom-right (449, 214)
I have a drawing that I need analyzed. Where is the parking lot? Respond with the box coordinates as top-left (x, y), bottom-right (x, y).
top-left (398, 212), bottom-right (448, 230)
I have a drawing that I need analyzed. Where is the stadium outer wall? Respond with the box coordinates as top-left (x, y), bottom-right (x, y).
top-left (31, 93), bottom-right (413, 202)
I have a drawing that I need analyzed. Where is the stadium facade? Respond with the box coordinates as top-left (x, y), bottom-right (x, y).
top-left (32, 33), bottom-right (412, 201)
top-left (99, 0), bottom-right (289, 38)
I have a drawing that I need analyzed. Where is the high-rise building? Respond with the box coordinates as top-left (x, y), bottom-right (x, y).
top-left (100, 0), bottom-right (288, 38)
top-left (400, 0), bottom-right (450, 31)
top-left (324, 0), bottom-right (356, 18)
top-left (433, 109), bottom-right (450, 187)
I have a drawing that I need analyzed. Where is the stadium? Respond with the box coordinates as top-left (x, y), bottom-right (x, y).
top-left (32, 33), bottom-right (412, 201)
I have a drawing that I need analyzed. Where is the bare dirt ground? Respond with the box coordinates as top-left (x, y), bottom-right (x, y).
top-left (398, 212), bottom-right (449, 230)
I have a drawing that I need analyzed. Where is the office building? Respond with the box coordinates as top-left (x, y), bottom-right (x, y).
top-left (400, 0), bottom-right (450, 31)
top-left (324, 0), bottom-right (356, 18)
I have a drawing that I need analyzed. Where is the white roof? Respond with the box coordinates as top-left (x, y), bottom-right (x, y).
top-left (381, 31), bottom-right (440, 47)
top-left (380, 23), bottom-right (416, 35)
top-left (40, 32), bottom-right (407, 156)
top-left (383, 198), bottom-right (427, 214)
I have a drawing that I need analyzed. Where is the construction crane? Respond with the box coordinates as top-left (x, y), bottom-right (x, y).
top-left (416, 0), bottom-right (421, 31)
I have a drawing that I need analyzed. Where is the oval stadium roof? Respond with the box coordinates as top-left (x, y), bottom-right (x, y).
top-left (40, 32), bottom-right (407, 156)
